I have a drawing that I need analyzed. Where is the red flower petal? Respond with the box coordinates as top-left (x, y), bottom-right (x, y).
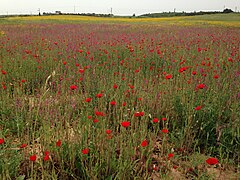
top-left (141, 140), bottom-right (148, 147)
top-left (206, 157), bottom-right (218, 165)
top-left (162, 128), bottom-right (169, 134)
top-left (30, 154), bottom-right (37, 161)
top-left (121, 121), bottom-right (130, 128)
top-left (82, 148), bottom-right (89, 155)
top-left (0, 138), bottom-right (4, 145)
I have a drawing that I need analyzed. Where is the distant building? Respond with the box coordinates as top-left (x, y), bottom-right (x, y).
top-left (55, 11), bottom-right (62, 15)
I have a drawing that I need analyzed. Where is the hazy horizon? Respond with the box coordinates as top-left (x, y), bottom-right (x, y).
top-left (1, 0), bottom-right (239, 16)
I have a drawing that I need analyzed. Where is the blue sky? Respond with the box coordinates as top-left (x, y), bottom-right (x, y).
top-left (0, 0), bottom-right (239, 15)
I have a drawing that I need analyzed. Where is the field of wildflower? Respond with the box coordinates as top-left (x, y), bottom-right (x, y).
top-left (0, 15), bottom-right (239, 179)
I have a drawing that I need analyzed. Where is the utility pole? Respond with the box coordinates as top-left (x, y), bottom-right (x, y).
top-left (74, 5), bottom-right (76, 13)
top-left (38, 8), bottom-right (41, 16)
top-left (111, 7), bottom-right (112, 15)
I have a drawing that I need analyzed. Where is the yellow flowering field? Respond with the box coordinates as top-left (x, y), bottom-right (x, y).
top-left (5, 14), bottom-right (240, 27)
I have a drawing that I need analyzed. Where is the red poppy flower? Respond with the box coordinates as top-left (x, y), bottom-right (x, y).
top-left (0, 138), bottom-right (4, 144)
top-left (168, 153), bottom-right (174, 160)
top-left (195, 106), bottom-right (202, 110)
top-left (21, 79), bottom-right (26, 83)
top-left (179, 67), bottom-right (187, 73)
top-left (85, 98), bottom-right (92, 103)
top-left (173, 165), bottom-right (178, 169)
top-left (79, 69), bottom-right (84, 73)
top-left (121, 121), bottom-right (130, 128)
top-left (113, 84), bottom-right (118, 89)
top-left (106, 129), bottom-right (112, 134)
top-left (93, 119), bottom-right (99, 123)
top-left (110, 101), bottom-right (116, 106)
top-left (162, 117), bottom-right (167, 121)
top-left (44, 151), bottom-right (50, 156)
top-left (122, 102), bottom-right (127, 106)
top-left (206, 157), bottom-right (218, 165)
top-left (129, 85), bottom-right (134, 89)
top-left (228, 57), bottom-right (233, 62)
top-left (197, 84), bottom-right (205, 89)
top-left (63, 61), bottom-right (67, 65)
top-left (56, 140), bottom-right (62, 147)
top-left (134, 112), bottom-right (144, 117)
top-left (95, 111), bottom-right (104, 116)
top-left (44, 154), bottom-right (50, 161)
top-left (141, 140), bottom-right (148, 147)
top-left (1, 70), bottom-right (6, 75)
top-left (214, 74), bottom-right (219, 79)
top-left (192, 71), bottom-right (197, 75)
top-left (96, 93), bottom-right (103, 98)
top-left (70, 85), bottom-right (77, 90)
top-left (20, 143), bottom-right (27, 148)
top-left (30, 154), bottom-right (37, 161)
top-left (82, 148), bottom-right (89, 155)
top-left (134, 112), bottom-right (140, 117)
top-left (165, 74), bottom-right (173, 79)
top-left (87, 116), bottom-right (92, 119)
top-left (162, 128), bottom-right (169, 134)
top-left (152, 118), bottom-right (159, 123)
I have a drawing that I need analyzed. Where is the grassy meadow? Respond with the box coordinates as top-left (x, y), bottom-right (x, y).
top-left (0, 14), bottom-right (240, 179)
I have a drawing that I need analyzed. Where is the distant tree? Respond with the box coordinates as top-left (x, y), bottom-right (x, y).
top-left (223, 8), bottom-right (234, 13)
